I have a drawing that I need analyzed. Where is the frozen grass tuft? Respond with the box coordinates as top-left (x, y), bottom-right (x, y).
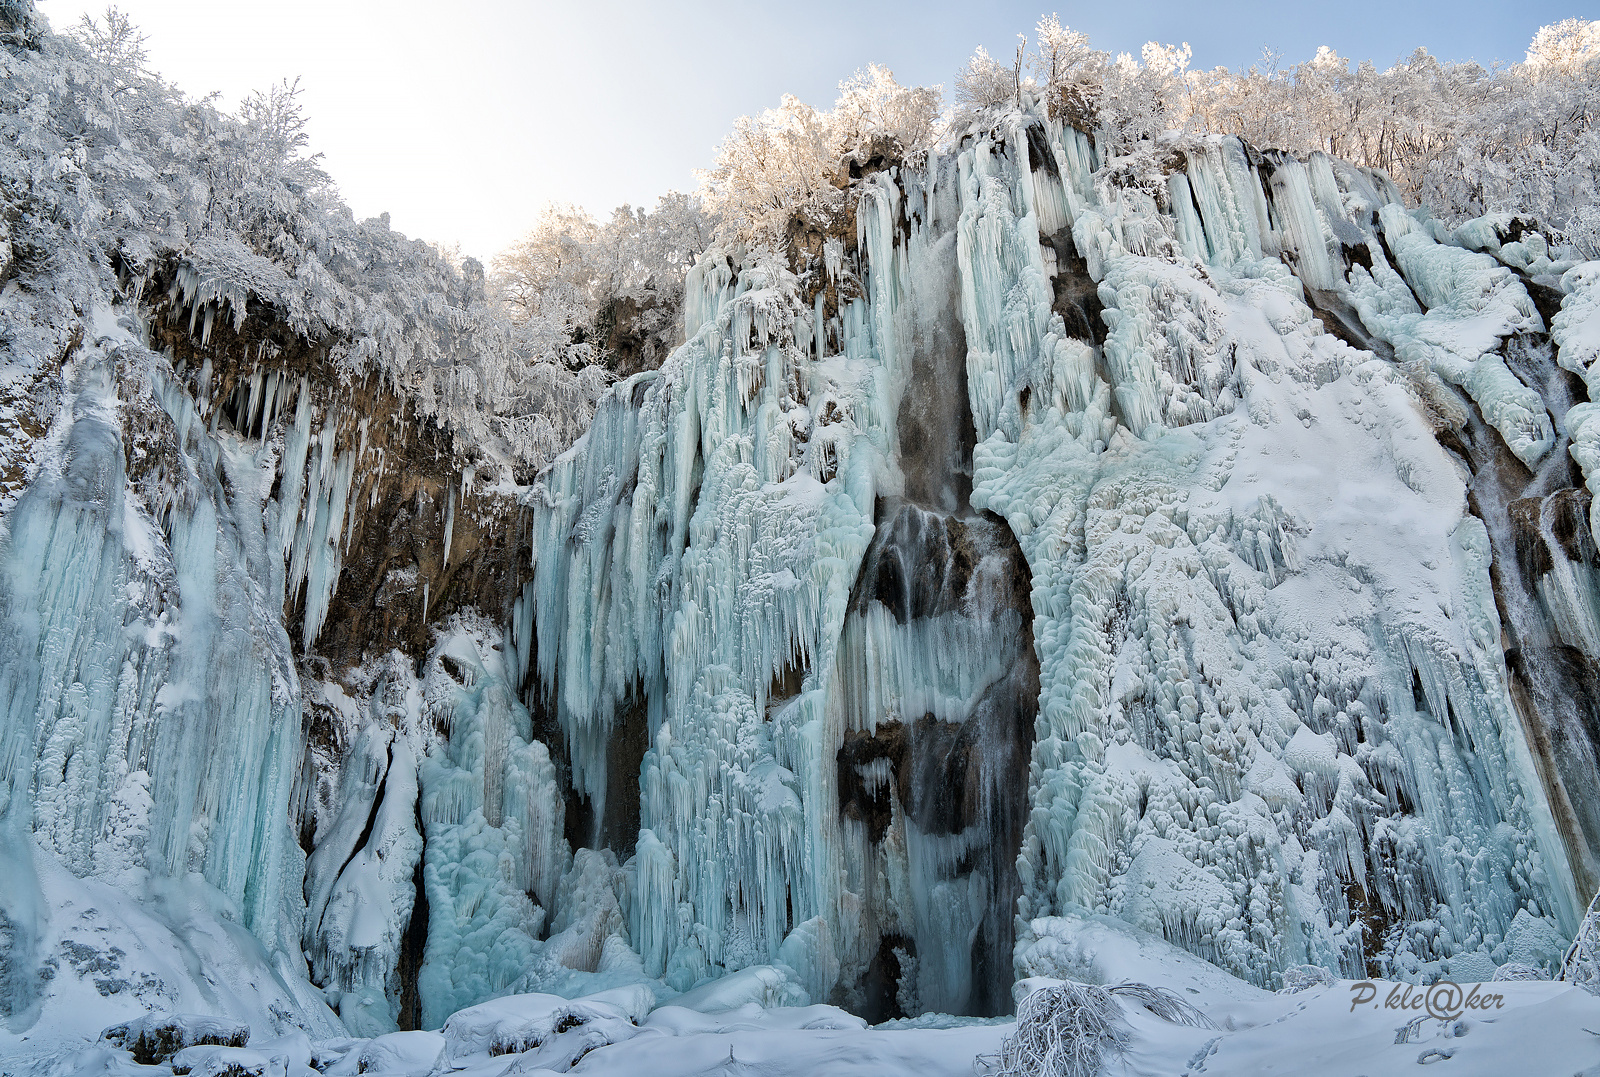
top-left (976, 980), bottom-right (1220, 1076)
top-left (1107, 982), bottom-right (1219, 1029)
top-left (1560, 886), bottom-right (1600, 994)
top-left (976, 983), bottom-right (1130, 1077)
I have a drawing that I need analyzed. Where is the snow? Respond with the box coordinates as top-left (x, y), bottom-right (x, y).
top-left (0, 836), bottom-right (341, 1073)
top-left (1112, 977), bottom-right (1600, 1077)
top-left (49, 977), bottom-right (1600, 1077)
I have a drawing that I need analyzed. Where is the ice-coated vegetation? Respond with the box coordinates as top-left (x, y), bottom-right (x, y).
top-left (0, 5), bottom-right (611, 500)
top-left (957, 15), bottom-right (1600, 254)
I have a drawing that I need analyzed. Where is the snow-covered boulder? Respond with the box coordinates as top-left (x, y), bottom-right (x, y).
top-left (98, 1014), bottom-right (250, 1065)
top-left (320, 1030), bottom-right (443, 1077)
top-left (663, 965), bottom-right (810, 1013)
top-left (169, 1045), bottom-right (286, 1077)
top-left (437, 990), bottom-right (643, 1067)
top-left (644, 1002), bottom-right (867, 1035)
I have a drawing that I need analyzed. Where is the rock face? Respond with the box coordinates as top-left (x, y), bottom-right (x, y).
top-left (518, 107), bottom-right (1600, 1019)
top-left (3, 9), bottom-right (1600, 1044)
top-left (142, 267), bottom-right (532, 678)
top-left (835, 502), bottom-right (1040, 1017)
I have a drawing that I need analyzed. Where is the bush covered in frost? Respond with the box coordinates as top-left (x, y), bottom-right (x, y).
top-left (1560, 887), bottom-right (1600, 994)
top-left (976, 983), bottom-right (1131, 1077)
top-left (976, 980), bottom-right (1218, 1077)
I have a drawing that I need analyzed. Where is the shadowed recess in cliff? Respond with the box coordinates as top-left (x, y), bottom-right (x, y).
top-left (1444, 329), bottom-right (1600, 900)
top-left (834, 500), bottom-right (1039, 1019)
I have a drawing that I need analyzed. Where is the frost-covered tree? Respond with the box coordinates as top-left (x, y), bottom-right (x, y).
top-left (490, 192), bottom-right (716, 374)
top-left (697, 95), bottom-right (837, 245)
top-left (494, 68), bottom-right (934, 362)
top-left (955, 45), bottom-right (1020, 117)
top-left (830, 63), bottom-right (942, 161)
top-left (1028, 15), bottom-right (1107, 130)
top-left (697, 66), bottom-right (941, 245)
top-left (963, 18), bottom-right (1189, 164)
top-left (1527, 17), bottom-right (1600, 72)
top-left (0, 6), bottom-right (612, 476)
top-left (493, 203), bottom-right (604, 334)
top-left (1165, 21), bottom-right (1600, 246)
top-left (963, 14), bottom-right (1600, 255)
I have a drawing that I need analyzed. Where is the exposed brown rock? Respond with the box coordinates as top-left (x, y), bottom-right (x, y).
top-left (141, 264), bottom-right (532, 681)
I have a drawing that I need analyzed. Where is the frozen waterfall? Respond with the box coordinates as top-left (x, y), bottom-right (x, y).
top-left (516, 100), bottom-right (1592, 1014)
top-left (3, 94), bottom-right (1598, 1045)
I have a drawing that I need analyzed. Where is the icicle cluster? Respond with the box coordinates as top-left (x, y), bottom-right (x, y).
top-left (0, 325), bottom-right (310, 1016)
top-left (523, 100), bottom-right (1591, 1010)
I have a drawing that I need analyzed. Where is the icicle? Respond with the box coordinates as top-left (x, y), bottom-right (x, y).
top-left (443, 484), bottom-right (456, 569)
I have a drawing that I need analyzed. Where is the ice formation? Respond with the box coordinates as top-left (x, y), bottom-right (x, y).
top-left (517, 102), bottom-right (1594, 1022)
top-left (303, 701), bottom-right (423, 1035)
top-left (0, 320), bottom-right (313, 994)
top-left (1554, 260), bottom-right (1600, 542)
top-left (4, 3), bottom-right (1600, 1066)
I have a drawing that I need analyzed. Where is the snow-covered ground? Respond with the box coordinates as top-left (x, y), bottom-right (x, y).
top-left (11, 883), bottom-right (1598, 1077)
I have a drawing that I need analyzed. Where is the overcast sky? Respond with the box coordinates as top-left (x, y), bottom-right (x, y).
top-left (37, 1), bottom-right (1585, 262)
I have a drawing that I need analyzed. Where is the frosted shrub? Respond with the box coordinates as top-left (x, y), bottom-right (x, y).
top-left (976, 983), bottom-right (1130, 1077)
top-left (1559, 887), bottom-right (1600, 994)
top-left (976, 980), bottom-right (1217, 1077)
top-left (1279, 964), bottom-right (1336, 993)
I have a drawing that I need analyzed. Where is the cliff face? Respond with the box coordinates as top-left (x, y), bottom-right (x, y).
top-left (3, 2), bottom-right (1600, 1050)
top-left (519, 111), bottom-right (1600, 1020)
top-left (140, 267), bottom-right (529, 674)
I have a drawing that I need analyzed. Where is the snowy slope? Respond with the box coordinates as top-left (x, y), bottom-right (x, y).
top-left (23, 967), bottom-right (1600, 1077)
top-left (0, 835), bottom-right (341, 1074)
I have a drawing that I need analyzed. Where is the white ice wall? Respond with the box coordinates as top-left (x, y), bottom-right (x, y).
top-left (521, 106), bottom-right (1587, 1004)
top-left (966, 115), bottom-right (1578, 985)
top-left (0, 319), bottom-right (312, 1020)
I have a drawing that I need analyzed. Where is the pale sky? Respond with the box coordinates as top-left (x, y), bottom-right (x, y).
top-left (37, 1), bottom-right (1587, 263)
